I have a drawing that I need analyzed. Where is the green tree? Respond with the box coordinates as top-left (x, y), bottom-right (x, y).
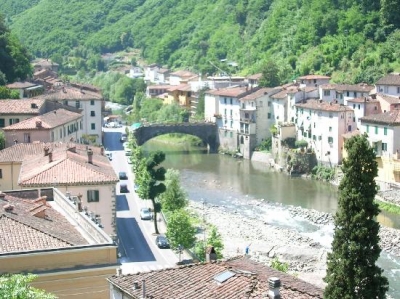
top-left (0, 86), bottom-right (20, 99)
top-left (0, 273), bottom-right (56, 299)
top-left (166, 209), bottom-right (196, 250)
top-left (258, 61), bottom-right (281, 88)
top-left (206, 225), bottom-right (224, 259)
top-left (381, 0), bottom-right (400, 28)
top-left (135, 151), bottom-right (166, 234)
top-left (159, 169), bottom-right (187, 212)
top-left (0, 130), bottom-right (5, 150)
top-left (324, 134), bottom-right (388, 298)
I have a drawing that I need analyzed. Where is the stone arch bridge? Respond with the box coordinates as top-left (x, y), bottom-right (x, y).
top-left (132, 122), bottom-right (219, 152)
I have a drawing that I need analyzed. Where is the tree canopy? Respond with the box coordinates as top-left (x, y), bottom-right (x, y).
top-left (159, 169), bottom-right (188, 212)
top-left (323, 134), bottom-right (388, 298)
top-left (0, 274), bottom-right (56, 299)
top-left (0, 15), bottom-right (31, 84)
top-left (166, 209), bottom-right (196, 250)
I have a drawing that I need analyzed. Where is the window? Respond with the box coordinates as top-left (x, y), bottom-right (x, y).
top-left (224, 131), bottom-right (227, 137)
top-left (353, 104), bottom-right (356, 109)
top-left (348, 125), bottom-right (352, 132)
top-left (230, 98), bottom-right (233, 105)
top-left (259, 101), bottom-right (263, 107)
top-left (90, 111), bottom-right (95, 117)
top-left (0, 119), bottom-right (4, 128)
top-left (354, 92), bottom-right (357, 97)
top-left (397, 87), bottom-right (400, 94)
top-left (9, 118), bottom-right (19, 125)
top-left (60, 129), bottom-right (62, 138)
top-left (224, 108), bottom-right (227, 116)
top-left (230, 132), bottom-right (233, 138)
top-left (382, 143), bottom-right (388, 151)
top-left (329, 113), bottom-right (333, 118)
top-left (268, 101), bottom-right (271, 107)
top-left (90, 100), bottom-right (95, 105)
top-left (24, 133), bottom-right (30, 143)
top-left (51, 131), bottom-right (54, 142)
top-left (230, 121), bottom-right (233, 128)
top-left (268, 113), bottom-right (271, 119)
top-left (244, 113), bottom-right (249, 118)
top-left (80, 121), bottom-right (83, 130)
top-left (314, 123), bottom-right (316, 128)
top-left (346, 91), bottom-right (350, 97)
top-left (328, 136), bottom-right (333, 143)
top-left (353, 117), bottom-right (356, 122)
top-left (329, 127), bottom-right (332, 132)
top-left (358, 105), bottom-right (360, 109)
top-left (91, 123), bottom-right (96, 130)
top-left (375, 126), bottom-right (378, 134)
top-left (224, 98), bottom-right (227, 104)
top-left (0, 169), bottom-right (2, 178)
top-left (230, 109), bottom-right (233, 117)
top-left (323, 90), bottom-right (330, 96)
top-left (313, 135), bottom-right (316, 140)
top-left (384, 127), bottom-right (387, 135)
top-left (87, 190), bottom-right (99, 202)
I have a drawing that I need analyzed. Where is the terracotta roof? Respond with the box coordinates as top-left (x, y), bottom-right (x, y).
top-left (271, 86), bottom-right (300, 99)
top-left (295, 99), bottom-right (353, 112)
top-left (240, 88), bottom-right (275, 101)
top-left (167, 84), bottom-right (192, 92)
top-left (0, 194), bottom-right (88, 253)
top-left (247, 73), bottom-right (262, 80)
top-left (3, 109), bottom-right (82, 131)
top-left (6, 81), bottom-right (37, 89)
top-left (169, 70), bottom-right (197, 78)
top-left (376, 73), bottom-right (400, 86)
top-left (298, 75), bottom-right (330, 80)
top-left (18, 145), bottom-right (119, 187)
top-left (207, 86), bottom-right (249, 97)
top-left (320, 83), bottom-right (374, 93)
top-left (0, 99), bottom-right (46, 114)
top-left (360, 109), bottom-right (400, 125)
top-left (39, 86), bottom-right (102, 101)
top-left (108, 257), bottom-right (323, 299)
top-left (376, 93), bottom-right (400, 104)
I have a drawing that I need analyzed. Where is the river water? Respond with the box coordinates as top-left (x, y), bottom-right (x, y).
top-left (142, 140), bottom-right (400, 297)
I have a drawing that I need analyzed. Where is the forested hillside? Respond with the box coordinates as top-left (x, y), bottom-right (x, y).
top-left (1, 0), bottom-right (399, 84)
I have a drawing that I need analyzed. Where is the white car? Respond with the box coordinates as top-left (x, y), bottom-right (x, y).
top-left (140, 208), bottom-right (152, 220)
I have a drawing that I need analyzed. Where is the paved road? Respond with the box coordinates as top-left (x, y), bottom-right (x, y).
top-left (103, 126), bottom-right (179, 274)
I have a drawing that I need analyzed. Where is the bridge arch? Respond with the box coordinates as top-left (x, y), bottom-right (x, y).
top-left (132, 123), bottom-right (219, 153)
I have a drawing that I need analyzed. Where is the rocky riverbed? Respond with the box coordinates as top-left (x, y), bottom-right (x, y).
top-left (188, 199), bottom-right (400, 289)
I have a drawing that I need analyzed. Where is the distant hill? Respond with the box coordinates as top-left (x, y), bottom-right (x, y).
top-left (1, 0), bottom-right (399, 84)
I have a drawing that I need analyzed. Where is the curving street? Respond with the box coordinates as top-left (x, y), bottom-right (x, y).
top-left (103, 126), bottom-right (180, 274)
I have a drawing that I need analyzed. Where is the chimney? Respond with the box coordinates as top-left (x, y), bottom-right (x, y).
top-left (133, 281), bottom-right (140, 290)
top-left (36, 121), bottom-right (42, 128)
top-left (206, 246), bottom-right (217, 263)
top-left (3, 204), bottom-right (14, 212)
top-left (48, 152), bottom-right (53, 162)
top-left (116, 268), bottom-right (122, 276)
top-left (87, 148), bottom-right (93, 164)
top-left (268, 277), bottom-right (281, 299)
top-left (44, 146), bottom-right (50, 156)
top-left (142, 280), bottom-right (146, 299)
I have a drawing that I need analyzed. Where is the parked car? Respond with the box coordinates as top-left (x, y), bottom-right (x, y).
top-left (155, 235), bottom-right (170, 249)
top-left (119, 171), bottom-right (128, 180)
top-left (140, 207), bottom-right (152, 220)
top-left (120, 183), bottom-right (129, 193)
top-left (120, 133), bottom-right (127, 142)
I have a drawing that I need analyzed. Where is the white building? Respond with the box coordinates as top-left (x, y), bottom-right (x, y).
top-left (319, 83), bottom-right (374, 104)
top-left (41, 86), bottom-right (104, 145)
top-left (375, 73), bottom-right (400, 96)
top-left (295, 99), bottom-right (356, 165)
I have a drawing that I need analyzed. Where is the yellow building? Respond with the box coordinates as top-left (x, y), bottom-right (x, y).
top-left (0, 188), bottom-right (118, 299)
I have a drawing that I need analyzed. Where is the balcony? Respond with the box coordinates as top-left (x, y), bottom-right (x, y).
top-left (240, 118), bottom-right (255, 123)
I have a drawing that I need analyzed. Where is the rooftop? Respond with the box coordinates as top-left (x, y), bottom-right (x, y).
top-left (3, 108), bottom-right (82, 131)
top-left (376, 73), bottom-right (400, 86)
top-left (108, 257), bottom-right (323, 299)
top-left (6, 81), bottom-right (37, 89)
top-left (360, 109), bottom-right (400, 125)
top-left (169, 70), bottom-right (197, 78)
top-left (240, 87), bottom-right (275, 101)
top-left (376, 93), bottom-right (400, 104)
top-left (297, 75), bottom-right (330, 80)
top-left (167, 83), bottom-right (192, 92)
top-left (207, 86), bottom-right (249, 97)
top-left (38, 86), bottom-right (102, 101)
top-left (295, 99), bottom-right (353, 112)
top-left (0, 99), bottom-right (46, 114)
top-left (0, 193), bottom-right (88, 253)
top-left (18, 145), bottom-right (119, 187)
top-left (247, 73), bottom-right (262, 80)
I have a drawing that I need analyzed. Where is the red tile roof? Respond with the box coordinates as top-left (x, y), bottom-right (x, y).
top-left (0, 99), bottom-right (46, 114)
top-left (376, 93), bottom-right (400, 104)
top-left (360, 109), bottom-right (400, 125)
top-left (6, 81), bottom-right (37, 89)
top-left (319, 83), bottom-right (374, 92)
top-left (108, 257), bottom-right (323, 299)
top-left (39, 86), bottom-right (102, 101)
top-left (240, 88), bottom-right (275, 101)
top-left (169, 70), bottom-right (197, 78)
top-left (298, 75), bottom-right (330, 80)
top-left (18, 145), bottom-right (119, 187)
top-left (207, 86), bottom-right (249, 97)
top-left (167, 84), bottom-right (192, 92)
top-left (0, 194), bottom-right (88, 253)
top-left (295, 99), bottom-right (353, 112)
top-left (376, 73), bottom-right (400, 86)
top-left (3, 109), bottom-right (82, 131)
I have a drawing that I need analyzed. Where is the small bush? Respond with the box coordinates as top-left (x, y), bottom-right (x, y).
top-left (270, 257), bottom-right (289, 273)
top-left (311, 165), bottom-right (335, 181)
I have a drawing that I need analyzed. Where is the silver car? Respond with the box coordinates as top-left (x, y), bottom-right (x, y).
top-left (140, 207), bottom-right (152, 220)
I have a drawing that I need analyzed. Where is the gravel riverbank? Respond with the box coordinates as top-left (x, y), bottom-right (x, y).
top-left (188, 199), bottom-right (400, 289)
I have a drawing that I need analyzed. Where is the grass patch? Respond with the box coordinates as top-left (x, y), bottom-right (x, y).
top-left (376, 200), bottom-right (400, 215)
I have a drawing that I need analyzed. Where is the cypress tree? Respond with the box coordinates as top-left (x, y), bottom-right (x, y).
top-left (324, 134), bottom-right (388, 298)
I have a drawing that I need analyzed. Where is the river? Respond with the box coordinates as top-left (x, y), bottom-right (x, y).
top-left (142, 139), bottom-right (400, 297)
